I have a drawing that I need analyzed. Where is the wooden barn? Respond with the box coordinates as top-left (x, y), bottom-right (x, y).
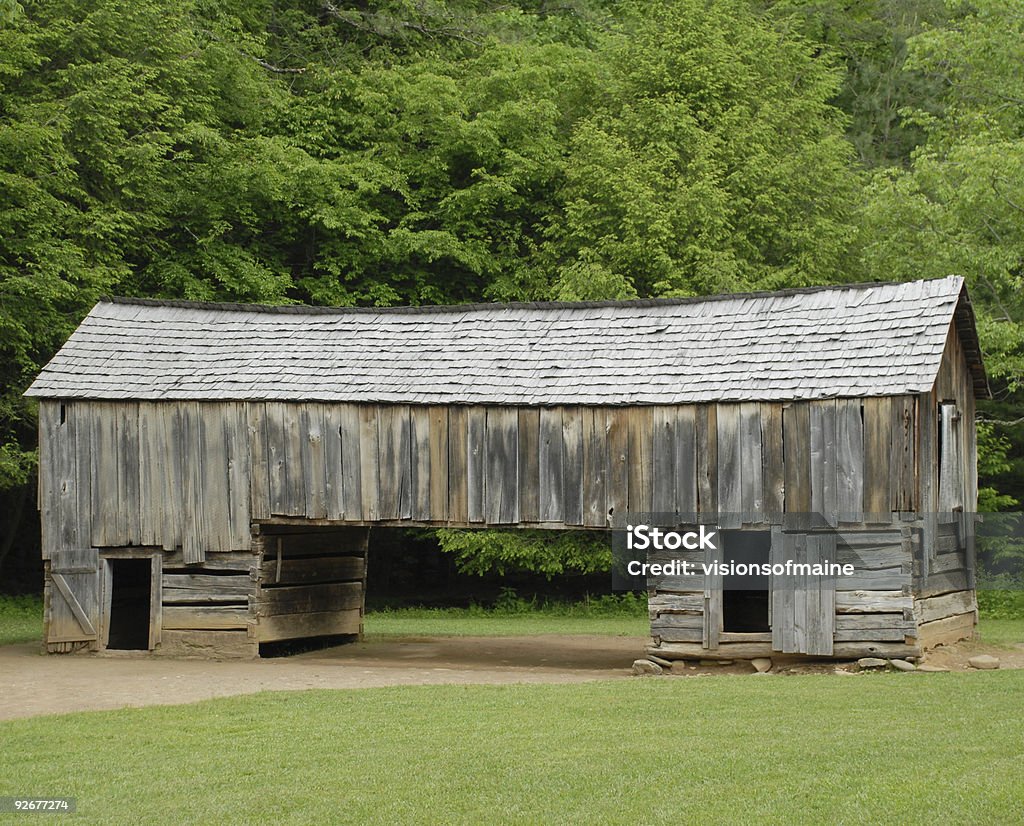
top-left (26, 275), bottom-right (987, 660)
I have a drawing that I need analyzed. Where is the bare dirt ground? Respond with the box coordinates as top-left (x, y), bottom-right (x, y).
top-left (0, 635), bottom-right (643, 721)
top-left (1, 634), bottom-right (1022, 721)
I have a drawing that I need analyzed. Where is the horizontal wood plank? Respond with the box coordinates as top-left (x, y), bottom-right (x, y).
top-left (257, 582), bottom-right (362, 616)
top-left (162, 605), bottom-right (251, 630)
top-left (258, 556), bottom-right (365, 585)
top-left (257, 608), bottom-right (362, 643)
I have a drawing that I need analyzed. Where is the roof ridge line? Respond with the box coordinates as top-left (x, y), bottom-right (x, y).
top-left (98, 277), bottom-right (960, 316)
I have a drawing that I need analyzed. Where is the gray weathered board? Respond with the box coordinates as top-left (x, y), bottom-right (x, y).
top-left (39, 393), bottom-right (930, 561)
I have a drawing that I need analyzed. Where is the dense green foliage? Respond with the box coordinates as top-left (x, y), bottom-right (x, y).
top-left (435, 528), bottom-right (612, 577)
top-left (2, 674), bottom-right (1024, 822)
top-left (1, 0), bottom-right (1022, 579)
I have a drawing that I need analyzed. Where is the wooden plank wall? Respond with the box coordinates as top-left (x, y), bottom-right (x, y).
top-left (649, 526), bottom-right (917, 658)
top-left (252, 526), bottom-right (368, 643)
top-left (39, 395), bottom-right (928, 558)
top-left (924, 320), bottom-right (978, 590)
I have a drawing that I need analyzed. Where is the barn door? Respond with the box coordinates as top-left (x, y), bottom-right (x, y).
top-left (770, 530), bottom-right (835, 656)
top-left (47, 548), bottom-right (100, 647)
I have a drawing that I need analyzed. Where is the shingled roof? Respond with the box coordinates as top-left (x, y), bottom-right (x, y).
top-left (26, 276), bottom-right (988, 405)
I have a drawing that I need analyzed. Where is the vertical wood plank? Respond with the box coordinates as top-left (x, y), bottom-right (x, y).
top-left (917, 392), bottom-right (937, 580)
top-left (761, 402), bottom-right (785, 523)
top-left (962, 369), bottom-right (977, 588)
top-left (485, 407), bottom-right (519, 524)
top-left (265, 402), bottom-right (288, 517)
top-left (428, 407), bottom-right (449, 522)
top-left (301, 404), bottom-right (328, 520)
top-left (651, 407), bottom-right (677, 517)
top-left (963, 340), bottom-right (977, 511)
top-left (716, 404), bottom-right (742, 529)
top-left (447, 406), bottom-right (468, 523)
top-left (582, 408), bottom-right (608, 527)
top-left (149, 552), bottom-right (162, 649)
top-left (783, 403), bottom-right (811, 524)
top-left (339, 404), bottom-right (363, 520)
top-left (38, 401), bottom-right (60, 559)
top-left (466, 406), bottom-right (486, 523)
top-left (810, 400), bottom-right (837, 526)
top-left (836, 398), bottom-right (864, 522)
top-left (282, 403), bottom-right (304, 516)
top-left (58, 402), bottom-right (92, 554)
top-left (770, 525), bottom-right (788, 651)
top-left (517, 408), bottom-right (540, 524)
top-left (248, 403), bottom-right (271, 520)
top-left (627, 407), bottom-right (653, 519)
top-left (74, 404), bottom-right (94, 556)
top-left (377, 405), bottom-right (412, 520)
top-left (200, 404), bottom-right (231, 553)
top-left (806, 532), bottom-right (836, 656)
top-left (891, 395), bottom-right (917, 512)
top-left (702, 539), bottom-right (721, 650)
top-left (226, 404), bottom-right (251, 550)
top-left (179, 402), bottom-right (205, 564)
top-left (539, 407), bottom-right (564, 523)
top-left (117, 403), bottom-right (141, 547)
top-left (739, 402), bottom-right (763, 525)
top-left (696, 405), bottom-right (718, 522)
top-left (138, 403), bottom-right (160, 547)
top-left (322, 404), bottom-right (345, 520)
top-left (607, 408), bottom-right (629, 527)
top-left (410, 406), bottom-right (432, 521)
top-left (791, 532), bottom-right (807, 653)
top-left (358, 405), bottom-right (380, 521)
top-left (122, 404), bottom-right (140, 549)
top-left (562, 406), bottom-right (584, 526)
top-left (56, 402), bottom-right (75, 551)
top-left (158, 403), bottom-right (183, 551)
top-left (809, 402), bottom-right (824, 522)
top-left (863, 396), bottom-right (892, 519)
top-left (674, 405), bottom-right (697, 520)
top-left (90, 402), bottom-right (119, 547)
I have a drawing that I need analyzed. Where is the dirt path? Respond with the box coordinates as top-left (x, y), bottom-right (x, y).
top-left (0, 635), bottom-right (644, 721)
top-left (2, 634), bottom-right (1022, 722)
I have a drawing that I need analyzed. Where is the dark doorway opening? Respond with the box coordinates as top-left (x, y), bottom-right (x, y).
top-left (107, 558), bottom-right (152, 650)
top-left (721, 530), bottom-right (770, 633)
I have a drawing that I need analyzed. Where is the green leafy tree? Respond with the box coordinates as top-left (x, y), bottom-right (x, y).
top-left (435, 528), bottom-right (611, 578)
top-left (855, 0), bottom-right (1024, 505)
top-left (767, 0), bottom-right (948, 168)
top-left (539, 0), bottom-right (862, 301)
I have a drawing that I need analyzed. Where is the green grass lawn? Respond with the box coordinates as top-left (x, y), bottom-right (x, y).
top-left (976, 618), bottom-right (1024, 648)
top-left (0, 595), bottom-right (42, 646)
top-left (1, 673), bottom-right (1022, 824)
top-left (363, 606), bottom-right (648, 637)
top-left (1, 594), bottom-right (1021, 645)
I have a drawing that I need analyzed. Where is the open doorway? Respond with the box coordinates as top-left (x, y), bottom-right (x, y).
top-left (106, 558), bottom-right (152, 650)
top-left (721, 530), bottom-right (770, 633)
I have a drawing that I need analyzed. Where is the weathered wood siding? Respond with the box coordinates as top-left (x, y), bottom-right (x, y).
top-left (252, 526), bottom-right (368, 644)
top-left (38, 395), bottom-right (924, 561)
top-left (44, 527), bottom-right (369, 655)
top-left (647, 526), bottom-right (916, 656)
